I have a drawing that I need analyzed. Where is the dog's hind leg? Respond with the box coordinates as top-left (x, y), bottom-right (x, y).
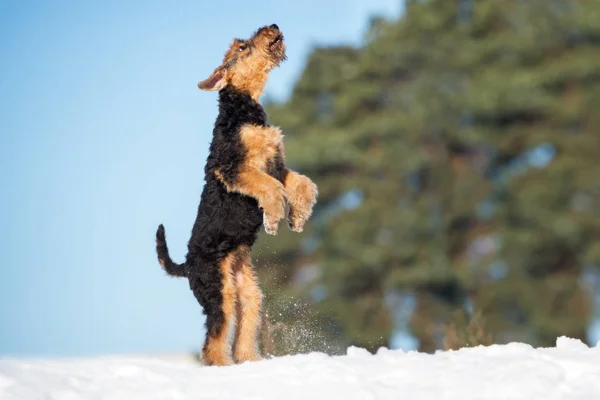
top-left (232, 247), bottom-right (263, 363)
top-left (191, 254), bottom-right (238, 366)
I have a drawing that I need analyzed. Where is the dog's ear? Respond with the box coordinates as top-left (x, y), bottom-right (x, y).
top-left (198, 67), bottom-right (227, 91)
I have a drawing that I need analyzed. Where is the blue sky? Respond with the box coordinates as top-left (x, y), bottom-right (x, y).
top-left (0, 0), bottom-right (404, 357)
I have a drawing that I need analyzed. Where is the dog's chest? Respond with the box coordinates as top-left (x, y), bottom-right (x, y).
top-left (239, 124), bottom-right (284, 172)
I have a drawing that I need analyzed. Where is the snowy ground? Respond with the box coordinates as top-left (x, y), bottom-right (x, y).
top-left (1, 337), bottom-right (599, 400)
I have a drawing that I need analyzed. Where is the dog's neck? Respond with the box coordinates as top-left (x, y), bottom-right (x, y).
top-left (220, 85), bottom-right (263, 105)
top-left (216, 86), bottom-right (268, 132)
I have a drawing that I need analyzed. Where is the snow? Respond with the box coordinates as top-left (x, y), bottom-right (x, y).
top-left (1, 337), bottom-right (599, 400)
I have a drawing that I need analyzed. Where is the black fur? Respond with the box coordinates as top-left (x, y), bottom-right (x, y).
top-left (155, 85), bottom-right (284, 339)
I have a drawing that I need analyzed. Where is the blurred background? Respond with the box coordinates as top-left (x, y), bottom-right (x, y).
top-left (1, 0), bottom-right (599, 358)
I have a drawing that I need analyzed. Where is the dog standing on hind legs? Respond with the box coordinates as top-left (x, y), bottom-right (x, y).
top-left (155, 24), bottom-right (318, 366)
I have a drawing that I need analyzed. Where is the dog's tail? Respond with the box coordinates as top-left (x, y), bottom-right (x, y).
top-left (156, 224), bottom-right (187, 278)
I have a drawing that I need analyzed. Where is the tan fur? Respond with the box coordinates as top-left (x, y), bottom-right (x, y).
top-left (201, 245), bottom-right (263, 364)
top-left (215, 124), bottom-right (288, 235)
top-left (240, 124), bottom-right (284, 170)
top-left (233, 249), bottom-right (264, 363)
top-left (202, 252), bottom-right (237, 366)
top-left (198, 28), bottom-right (285, 102)
top-left (228, 33), bottom-right (281, 101)
top-left (192, 26), bottom-right (317, 366)
top-left (214, 123), bottom-right (318, 235)
top-left (215, 168), bottom-right (285, 235)
top-left (283, 169), bottom-right (319, 232)
top-left (229, 58), bottom-right (270, 102)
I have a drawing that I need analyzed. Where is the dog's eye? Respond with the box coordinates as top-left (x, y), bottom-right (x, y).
top-left (238, 44), bottom-right (247, 52)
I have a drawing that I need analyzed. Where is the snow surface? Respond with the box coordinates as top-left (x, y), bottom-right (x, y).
top-left (1, 337), bottom-right (599, 400)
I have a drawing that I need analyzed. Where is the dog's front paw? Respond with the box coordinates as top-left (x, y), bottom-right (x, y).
top-left (287, 179), bottom-right (318, 233)
top-left (263, 214), bottom-right (281, 235)
top-left (261, 183), bottom-right (286, 235)
top-left (287, 209), bottom-right (308, 233)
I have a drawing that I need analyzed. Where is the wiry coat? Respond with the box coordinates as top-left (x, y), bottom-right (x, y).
top-left (157, 86), bottom-right (283, 332)
top-left (154, 24), bottom-right (317, 366)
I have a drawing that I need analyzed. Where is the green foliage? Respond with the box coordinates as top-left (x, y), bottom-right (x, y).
top-left (256, 0), bottom-right (600, 354)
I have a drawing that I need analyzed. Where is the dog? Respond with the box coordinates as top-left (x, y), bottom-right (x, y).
top-left (155, 24), bottom-right (318, 366)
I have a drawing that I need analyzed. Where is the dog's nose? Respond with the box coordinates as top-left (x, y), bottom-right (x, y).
top-left (270, 24), bottom-right (279, 30)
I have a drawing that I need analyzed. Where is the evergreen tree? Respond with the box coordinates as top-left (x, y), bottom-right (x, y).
top-left (257, 0), bottom-right (600, 354)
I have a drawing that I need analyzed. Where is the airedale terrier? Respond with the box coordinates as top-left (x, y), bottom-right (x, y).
top-left (155, 24), bottom-right (318, 366)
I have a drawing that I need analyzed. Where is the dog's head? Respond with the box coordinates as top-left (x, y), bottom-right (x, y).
top-left (198, 24), bottom-right (286, 100)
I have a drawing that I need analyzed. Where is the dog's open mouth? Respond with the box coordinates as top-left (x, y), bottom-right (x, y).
top-left (270, 34), bottom-right (284, 51)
